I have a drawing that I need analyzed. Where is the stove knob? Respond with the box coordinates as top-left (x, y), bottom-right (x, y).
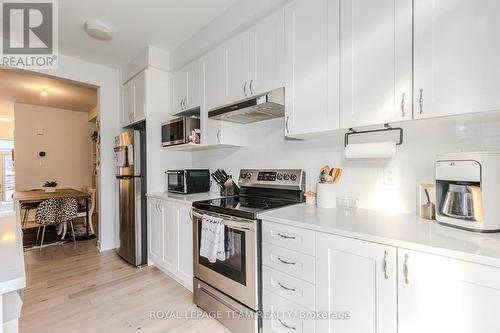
top-left (290, 174), bottom-right (297, 181)
top-left (277, 173), bottom-right (283, 180)
top-left (283, 174), bottom-right (290, 181)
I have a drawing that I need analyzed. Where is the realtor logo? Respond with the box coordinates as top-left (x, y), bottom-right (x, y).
top-left (1, 0), bottom-right (58, 68)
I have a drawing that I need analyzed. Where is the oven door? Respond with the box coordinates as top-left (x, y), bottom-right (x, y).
top-left (166, 170), bottom-right (186, 193)
top-left (192, 209), bottom-right (259, 310)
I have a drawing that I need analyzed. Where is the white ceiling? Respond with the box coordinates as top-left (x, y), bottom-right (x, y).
top-left (59, 0), bottom-right (239, 68)
top-left (0, 69), bottom-right (97, 112)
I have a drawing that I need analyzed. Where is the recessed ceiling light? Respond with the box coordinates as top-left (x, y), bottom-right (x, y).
top-left (40, 88), bottom-right (48, 97)
top-left (85, 20), bottom-right (113, 41)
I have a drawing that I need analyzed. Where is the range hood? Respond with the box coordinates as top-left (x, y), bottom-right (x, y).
top-left (208, 87), bottom-right (284, 124)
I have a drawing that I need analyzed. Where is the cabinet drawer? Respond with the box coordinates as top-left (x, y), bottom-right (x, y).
top-left (263, 290), bottom-right (315, 333)
top-left (262, 242), bottom-right (315, 283)
top-left (262, 266), bottom-right (315, 310)
top-left (262, 221), bottom-right (315, 256)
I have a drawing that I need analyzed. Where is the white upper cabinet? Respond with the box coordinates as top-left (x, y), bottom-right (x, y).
top-left (121, 70), bottom-right (147, 127)
top-left (171, 60), bottom-right (200, 115)
top-left (133, 70), bottom-right (146, 121)
top-left (398, 249), bottom-right (500, 333)
top-left (218, 32), bottom-right (250, 104)
top-left (414, 0), bottom-right (500, 119)
top-left (284, 0), bottom-right (340, 138)
top-left (340, 0), bottom-right (412, 128)
top-left (201, 49), bottom-right (246, 147)
top-left (248, 10), bottom-right (285, 96)
top-left (316, 233), bottom-right (397, 333)
top-left (121, 79), bottom-right (134, 127)
top-left (172, 68), bottom-right (186, 114)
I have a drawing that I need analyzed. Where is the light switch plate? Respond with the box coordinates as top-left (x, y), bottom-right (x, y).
top-left (384, 167), bottom-right (398, 185)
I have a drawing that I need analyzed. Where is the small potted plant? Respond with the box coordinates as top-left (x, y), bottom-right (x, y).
top-left (43, 180), bottom-right (58, 193)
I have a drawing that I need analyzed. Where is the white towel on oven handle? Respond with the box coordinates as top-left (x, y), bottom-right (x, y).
top-left (199, 214), bottom-right (225, 263)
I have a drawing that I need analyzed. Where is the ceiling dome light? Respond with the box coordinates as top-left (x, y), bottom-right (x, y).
top-left (84, 20), bottom-right (113, 41)
top-left (40, 88), bottom-right (48, 97)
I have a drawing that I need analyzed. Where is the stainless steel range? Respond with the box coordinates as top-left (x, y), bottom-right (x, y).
top-left (192, 169), bottom-right (305, 333)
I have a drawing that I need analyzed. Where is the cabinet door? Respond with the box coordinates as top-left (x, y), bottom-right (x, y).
top-left (284, 0), bottom-right (339, 137)
top-left (218, 32), bottom-right (249, 104)
top-left (185, 60), bottom-right (200, 111)
top-left (398, 249), bottom-right (500, 333)
top-left (340, 0), bottom-right (412, 128)
top-left (159, 200), bottom-right (175, 271)
top-left (316, 233), bottom-right (397, 333)
top-left (248, 10), bottom-right (285, 96)
top-left (147, 198), bottom-right (160, 263)
top-left (414, 0), bottom-right (500, 119)
top-left (171, 68), bottom-right (187, 115)
top-left (133, 71), bottom-right (146, 122)
top-left (175, 204), bottom-right (193, 287)
top-left (121, 80), bottom-right (134, 127)
top-left (200, 50), bottom-right (222, 146)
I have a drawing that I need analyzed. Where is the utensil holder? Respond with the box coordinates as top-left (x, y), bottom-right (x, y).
top-left (316, 183), bottom-right (336, 208)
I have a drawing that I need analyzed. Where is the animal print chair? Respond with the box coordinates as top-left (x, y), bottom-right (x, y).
top-left (35, 199), bottom-right (63, 251)
top-left (61, 198), bottom-right (78, 245)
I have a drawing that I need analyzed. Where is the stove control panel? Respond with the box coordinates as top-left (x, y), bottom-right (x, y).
top-left (239, 169), bottom-right (305, 190)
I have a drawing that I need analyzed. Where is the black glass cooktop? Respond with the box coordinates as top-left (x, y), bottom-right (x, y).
top-left (192, 195), bottom-right (300, 220)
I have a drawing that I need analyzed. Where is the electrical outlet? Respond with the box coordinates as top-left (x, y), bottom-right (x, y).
top-left (384, 168), bottom-right (398, 185)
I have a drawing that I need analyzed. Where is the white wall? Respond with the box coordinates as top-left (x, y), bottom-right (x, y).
top-left (32, 54), bottom-right (121, 251)
top-left (170, 0), bottom-right (290, 70)
top-left (191, 112), bottom-right (500, 215)
top-left (14, 103), bottom-right (94, 191)
top-left (145, 68), bottom-right (192, 193)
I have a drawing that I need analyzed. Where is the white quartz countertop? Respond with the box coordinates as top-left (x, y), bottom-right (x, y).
top-left (0, 212), bottom-right (26, 294)
top-left (258, 203), bottom-right (500, 267)
top-left (146, 191), bottom-right (222, 205)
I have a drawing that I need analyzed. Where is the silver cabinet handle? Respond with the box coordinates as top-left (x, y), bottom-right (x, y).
top-left (383, 250), bottom-right (388, 279)
top-left (183, 97), bottom-right (187, 109)
top-left (180, 99), bottom-right (184, 110)
top-left (249, 79), bottom-right (253, 95)
top-left (401, 92), bottom-right (406, 117)
top-left (243, 81), bottom-right (247, 97)
top-left (404, 254), bottom-right (410, 284)
top-left (216, 129), bottom-right (221, 143)
top-left (277, 232), bottom-right (296, 240)
top-left (277, 282), bottom-right (296, 292)
top-left (418, 89), bottom-right (423, 115)
top-left (278, 318), bottom-right (296, 331)
top-left (285, 116), bottom-right (290, 134)
top-left (277, 257), bottom-right (296, 266)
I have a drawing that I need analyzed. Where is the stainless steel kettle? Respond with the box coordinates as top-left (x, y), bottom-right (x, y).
top-left (441, 184), bottom-right (484, 221)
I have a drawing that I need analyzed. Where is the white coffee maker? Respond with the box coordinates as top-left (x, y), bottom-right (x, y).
top-left (436, 152), bottom-right (500, 232)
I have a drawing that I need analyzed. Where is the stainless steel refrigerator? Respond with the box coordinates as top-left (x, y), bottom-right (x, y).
top-left (114, 129), bottom-right (147, 266)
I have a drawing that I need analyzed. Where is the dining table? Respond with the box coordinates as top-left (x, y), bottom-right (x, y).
top-left (13, 189), bottom-right (92, 236)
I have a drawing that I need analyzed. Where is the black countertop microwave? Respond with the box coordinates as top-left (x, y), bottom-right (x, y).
top-left (166, 169), bottom-right (210, 194)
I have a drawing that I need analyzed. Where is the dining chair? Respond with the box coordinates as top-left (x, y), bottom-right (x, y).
top-left (77, 188), bottom-right (96, 234)
top-left (21, 189), bottom-right (42, 229)
top-left (35, 199), bottom-right (63, 252)
top-left (60, 198), bottom-right (78, 245)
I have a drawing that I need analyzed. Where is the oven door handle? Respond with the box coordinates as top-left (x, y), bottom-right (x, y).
top-left (192, 210), bottom-right (256, 232)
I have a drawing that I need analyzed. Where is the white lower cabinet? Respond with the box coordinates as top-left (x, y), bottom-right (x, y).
top-left (315, 233), bottom-right (397, 333)
top-left (398, 249), bottom-right (500, 333)
top-left (147, 197), bottom-right (194, 291)
top-left (174, 204), bottom-right (193, 285)
top-left (262, 221), bottom-right (500, 333)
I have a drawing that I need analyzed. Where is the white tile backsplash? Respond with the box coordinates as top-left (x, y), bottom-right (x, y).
top-left (187, 111), bottom-right (500, 214)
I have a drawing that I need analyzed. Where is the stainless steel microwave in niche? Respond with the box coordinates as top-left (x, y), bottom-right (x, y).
top-left (161, 117), bottom-right (200, 147)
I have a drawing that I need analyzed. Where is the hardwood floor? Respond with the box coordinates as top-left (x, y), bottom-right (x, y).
top-left (20, 240), bottom-right (231, 333)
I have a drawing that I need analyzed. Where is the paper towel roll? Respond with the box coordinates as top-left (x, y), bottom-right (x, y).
top-left (345, 142), bottom-right (397, 159)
